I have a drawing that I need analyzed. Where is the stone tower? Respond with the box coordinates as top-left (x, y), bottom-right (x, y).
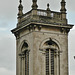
top-left (11, 0), bottom-right (73, 75)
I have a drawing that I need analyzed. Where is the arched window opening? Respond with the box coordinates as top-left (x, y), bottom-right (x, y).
top-left (41, 39), bottom-right (59, 75)
top-left (19, 41), bottom-right (29, 75)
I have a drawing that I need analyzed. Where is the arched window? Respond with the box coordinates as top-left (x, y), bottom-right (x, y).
top-left (19, 41), bottom-right (29, 75)
top-left (40, 38), bottom-right (60, 75)
top-left (45, 39), bottom-right (58, 75)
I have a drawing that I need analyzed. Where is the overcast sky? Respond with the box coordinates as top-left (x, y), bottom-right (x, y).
top-left (0, 0), bottom-right (75, 75)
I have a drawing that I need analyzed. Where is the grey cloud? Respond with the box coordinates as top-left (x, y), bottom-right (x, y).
top-left (0, 67), bottom-right (15, 75)
top-left (0, 0), bottom-right (75, 75)
top-left (0, 20), bottom-right (9, 28)
top-left (67, 0), bottom-right (75, 12)
top-left (0, 0), bottom-right (17, 27)
top-left (0, 34), bottom-right (16, 70)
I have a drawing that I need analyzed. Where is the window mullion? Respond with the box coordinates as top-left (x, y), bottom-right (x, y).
top-left (49, 49), bottom-right (51, 75)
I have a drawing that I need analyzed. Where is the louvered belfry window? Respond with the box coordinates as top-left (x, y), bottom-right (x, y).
top-left (25, 50), bottom-right (29, 75)
top-left (46, 49), bottom-right (54, 75)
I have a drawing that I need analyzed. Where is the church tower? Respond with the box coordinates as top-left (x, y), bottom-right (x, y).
top-left (11, 0), bottom-right (73, 75)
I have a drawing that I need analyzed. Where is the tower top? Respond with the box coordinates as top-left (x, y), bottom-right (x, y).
top-left (11, 0), bottom-right (73, 33)
top-left (11, 0), bottom-right (73, 41)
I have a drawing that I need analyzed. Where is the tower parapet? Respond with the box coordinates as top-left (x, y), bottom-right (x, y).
top-left (17, 0), bottom-right (69, 28)
top-left (11, 0), bottom-right (73, 36)
top-left (17, 9), bottom-right (65, 26)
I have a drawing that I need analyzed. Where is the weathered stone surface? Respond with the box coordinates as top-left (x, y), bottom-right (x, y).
top-left (11, 1), bottom-right (73, 75)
